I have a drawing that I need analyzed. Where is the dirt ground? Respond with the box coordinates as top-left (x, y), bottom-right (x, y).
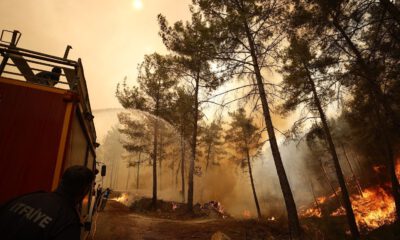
top-left (90, 200), bottom-right (289, 240)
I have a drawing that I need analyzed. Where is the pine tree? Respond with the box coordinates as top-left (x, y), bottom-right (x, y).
top-left (158, 12), bottom-right (220, 211)
top-left (193, 0), bottom-right (302, 237)
top-left (225, 108), bottom-right (264, 218)
top-left (116, 53), bottom-right (178, 207)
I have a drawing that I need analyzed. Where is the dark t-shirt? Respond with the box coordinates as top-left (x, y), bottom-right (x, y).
top-left (0, 191), bottom-right (81, 240)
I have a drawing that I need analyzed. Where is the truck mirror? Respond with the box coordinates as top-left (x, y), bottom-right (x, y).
top-left (101, 165), bottom-right (106, 177)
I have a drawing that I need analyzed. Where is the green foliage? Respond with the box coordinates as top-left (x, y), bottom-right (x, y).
top-left (158, 13), bottom-right (221, 91)
top-left (193, 0), bottom-right (287, 79)
top-left (116, 53), bottom-right (178, 121)
top-left (225, 108), bottom-right (264, 167)
top-left (115, 79), bottom-right (147, 110)
top-left (289, 0), bottom-right (400, 158)
top-left (198, 120), bottom-right (226, 168)
top-left (118, 112), bottom-right (152, 156)
top-left (278, 34), bottom-right (337, 143)
top-left (159, 8), bottom-right (224, 208)
top-left (169, 86), bottom-right (195, 139)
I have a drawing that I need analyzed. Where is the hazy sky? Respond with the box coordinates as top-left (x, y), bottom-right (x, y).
top-left (0, 0), bottom-right (191, 109)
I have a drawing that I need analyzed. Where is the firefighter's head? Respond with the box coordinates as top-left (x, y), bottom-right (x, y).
top-left (58, 166), bottom-right (95, 204)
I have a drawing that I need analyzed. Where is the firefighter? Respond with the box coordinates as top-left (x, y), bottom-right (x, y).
top-left (32, 67), bottom-right (62, 86)
top-left (99, 188), bottom-right (111, 211)
top-left (0, 165), bottom-right (95, 240)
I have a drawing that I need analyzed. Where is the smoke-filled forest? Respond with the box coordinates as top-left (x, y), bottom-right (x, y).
top-left (94, 0), bottom-right (400, 239)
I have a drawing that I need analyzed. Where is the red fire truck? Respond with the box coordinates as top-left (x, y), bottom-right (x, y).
top-left (0, 30), bottom-right (101, 236)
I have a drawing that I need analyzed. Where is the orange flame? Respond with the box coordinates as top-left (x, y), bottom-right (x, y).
top-left (303, 185), bottom-right (396, 230)
top-left (112, 193), bottom-right (129, 204)
top-left (300, 206), bottom-right (322, 218)
top-left (330, 186), bottom-right (396, 230)
top-left (352, 187), bottom-right (395, 229)
top-left (317, 196), bottom-right (327, 204)
top-left (242, 210), bottom-right (251, 219)
top-left (301, 157), bottom-right (400, 231)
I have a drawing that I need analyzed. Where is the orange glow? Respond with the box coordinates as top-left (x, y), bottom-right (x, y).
top-left (112, 193), bottom-right (129, 204)
top-left (303, 185), bottom-right (396, 230)
top-left (330, 186), bottom-right (395, 230)
top-left (82, 195), bottom-right (89, 205)
top-left (299, 196), bottom-right (327, 218)
top-left (372, 165), bottom-right (385, 174)
top-left (242, 210), bottom-right (251, 219)
top-left (317, 196), bottom-right (327, 204)
top-left (351, 187), bottom-right (395, 230)
top-left (300, 206), bottom-right (322, 218)
top-left (301, 161), bottom-right (400, 231)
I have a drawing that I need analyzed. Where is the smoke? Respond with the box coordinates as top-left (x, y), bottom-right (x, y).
top-left (191, 140), bottom-right (313, 218)
top-left (95, 107), bottom-right (371, 221)
top-left (93, 108), bottom-right (309, 218)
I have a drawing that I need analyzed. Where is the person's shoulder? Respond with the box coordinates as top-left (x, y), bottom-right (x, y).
top-left (8, 191), bottom-right (47, 202)
top-left (17, 191), bottom-right (61, 203)
top-left (16, 192), bottom-right (75, 216)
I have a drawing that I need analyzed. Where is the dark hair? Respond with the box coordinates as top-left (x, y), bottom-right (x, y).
top-left (60, 166), bottom-right (94, 197)
top-left (52, 67), bottom-right (62, 74)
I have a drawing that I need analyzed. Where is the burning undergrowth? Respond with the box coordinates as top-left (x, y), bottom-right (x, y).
top-left (296, 141), bottom-right (400, 235)
top-left (300, 184), bottom-right (396, 232)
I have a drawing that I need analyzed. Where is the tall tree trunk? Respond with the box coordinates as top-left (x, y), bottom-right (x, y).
top-left (319, 158), bottom-right (343, 207)
top-left (246, 148), bottom-right (262, 218)
top-left (372, 99), bottom-right (400, 218)
top-left (342, 144), bottom-right (363, 197)
top-left (331, 18), bottom-right (400, 219)
top-left (331, 17), bottom-right (399, 129)
top-left (113, 160), bottom-right (120, 189)
top-left (206, 145), bottom-right (211, 171)
top-left (159, 131), bottom-right (163, 191)
top-left (181, 134), bottom-right (186, 203)
top-left (242, 17), bottom-right (301, 239)
top-left (136, 152), bottom-right (141, 190)
top-left (188, 72), bottom-right (200, 211)
top-left (306, 66), bottom-right (360, 239)
top-left (109, 157), bottom-right (115, 189)
top-left (308, 178), bottom-right (321, 216)
top-left (175, 158), bottom-right (181, 189)
top-left (126, 165), bottom-right (131, 191)
top-left (152, 118), bottom-right (159, 208)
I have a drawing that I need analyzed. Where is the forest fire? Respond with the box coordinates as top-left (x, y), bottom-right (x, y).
top-left (350, 186), bottom-right (395, 230)
top-left (113, 193), bottom-right (129, 204)
top-left (301, 185), bottom-right (396, 231)
top-left (301, 159), bottom-right (400, 232)
top-left (300, 206), bottom-right (322, 218)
